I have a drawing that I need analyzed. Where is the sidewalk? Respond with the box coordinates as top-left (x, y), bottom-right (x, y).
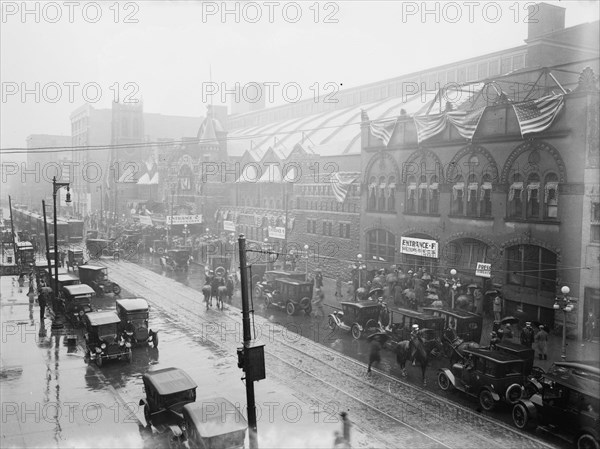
top-left (317, 274), bottom-right (599, 370)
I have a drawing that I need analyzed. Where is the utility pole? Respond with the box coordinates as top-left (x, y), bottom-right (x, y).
top-left (237, 234), bottom-right (264, 449)
top-left (42, 201), bottom-right (52, 283)
top-left (8, 196), bottom-right (17, 266)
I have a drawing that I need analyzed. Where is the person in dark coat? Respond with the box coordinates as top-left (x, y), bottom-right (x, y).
top-left (226, 276), bottom-right (234, 302)
top-left (367, 338), bottom-right (382, 373)
top-left (315, 270), bottom-right (323, 289)
top-left (38, 288), bottom-right (48, 323)
top-left (520, 322), bottom-right (535, 347)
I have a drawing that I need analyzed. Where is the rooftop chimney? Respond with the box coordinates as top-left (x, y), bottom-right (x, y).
top-left (527, 2), bottom-right (565, 41)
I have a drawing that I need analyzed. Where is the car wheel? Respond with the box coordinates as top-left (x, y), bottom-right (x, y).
top-left (254, 286), bottom-right (262, 299)
top-left (95, 356), bottom-right (103, 368)
top-left (351, 324), bottom-right (361, 340)
top-left (479, 389), bottom-right (495, 411)
top-left (512, 403), bottom-right (534, 430)
top-left (264, 295), bottom-right (271, 308)
top-left (506, 384), bottom-right (523, 404)
top-left (365, 319), bottom-right (378, 332)
top-left (437, 372), bottom-right (452, 391)
top-left (113, 284), bottom-right (121, 295)
top-left (576, 433), bottom-right (600, 449)
top-left (328, 316), bottom-right (337, 330)
top-left (286, 302), bottom-right (296, 316)
top-left (304, 305), bottom-right (312, 316)
top-left (144, 404), bottom-right (151, 428)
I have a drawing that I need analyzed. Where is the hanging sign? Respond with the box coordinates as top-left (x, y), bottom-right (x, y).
top-left (268, 226), bottom-right (286, 239)
top-left (166, 214), bottom-right (203, 225)
top-left (224, 220), bottom-right (236, 232)
top-left (475, 262), bottom-right (491, 278)
top-left (400, 236), bottom-right (438, 259)
top-left (138, 216), bottom-right (153, 226)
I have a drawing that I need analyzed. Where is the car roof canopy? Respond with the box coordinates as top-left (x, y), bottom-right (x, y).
top-left (183, 397), bottom-right (247, 437)
top-left (63, 284), bottom-right (95, 295)
top-left (143, 367), bottom-right (197, 395)
top-left (464, 348), bottom-right (524, 363)
top-left (116, 298), bottom-right (149, 312)
top-left (341, 301), bottom-right (380, 309)
top-left (78, 265), bottom-right (106, 271)
top-left (85, 311), bottom-right (120, 326)
top-left (546, 362), bottom-right (600, 398)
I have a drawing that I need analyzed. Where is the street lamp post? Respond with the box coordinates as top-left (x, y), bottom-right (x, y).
top-left (52, 176), bottom-right (71, 310)
top-left (444, 268), bottom-right (461, 309)
top-left (304, 244), bottom-right (309, 274)
top-left (183, 224), bottom-right (189, 246)
top-left (554, 285), bottom-right (573, 361)
top-left (96, 185), bottom-right (103, 231)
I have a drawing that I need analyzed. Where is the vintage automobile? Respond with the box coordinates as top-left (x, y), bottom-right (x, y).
top-left (83, 311), bottom-right (132, 367)
top-left (328, 301), bottom-right (382, 340)
top-left (206, 255), bottom-right (232, 278)
top-left (116, 298), bottom-right (158, 347)
top-left (66, 249), bottom-right (85, 272)
top-left (86, 238), bottom-right (112, 259)
top-left (78, 264), bottom-right (121, 296)
top-left (495, 341), bottom-right (536, 376)
top-left (182, 397), bottom-right (247, 449)
top-left (380, 306), bottom-right (445, 351)
top-left (254, 270), bottom-right (307, 299)
top-left (264, 278), bottom-right (313, 316)
top-left (139, 367), bottom-right (197, 438)
top-left (437, 348), bottom-right (527, 411)
top-left (53, 273), bottom-right (82, 297)
top-left (60, 284), bottom-right (94, 326)
top-left (160, 248), bottom-right (192, 272)
top-left (423, 307), bottom-right (483, 343)
top-left (512, 361), bottom-right (600, 449)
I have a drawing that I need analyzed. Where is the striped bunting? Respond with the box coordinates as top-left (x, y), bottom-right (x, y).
top-left (512, 94), bottom-right (564, 137)
top-left (446, 106), bottom-right (486, 140)
top-left (330, 172), bottom-right (359, 203)
top-left (413, 113), bottom-right (447, 143)
top-left (369, 119), bottom-right (397, 146)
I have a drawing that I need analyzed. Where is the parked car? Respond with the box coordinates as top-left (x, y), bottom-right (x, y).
top-left (254, 270), bottom-right (307, 299)
top-left (116, 298), bottom-right (158, 347)
top-left (60, 284), bottom-right (94, 327)
top-left (328, 301), bottom-right (381, 340)
top-left (437, 348), bottom-right (527, 411)
top-left (264, 278), bottom-right (313, 316)
top-left (85, 238), bottom-right (112, 259)
top-left (380, 306), bottom-right (445, 351)
top-left (66, 249), bottom-right (85, 272)
top-left (512, 361), bottom-right (600, 449)
top-left (83, 311), bottom-right (132, 367)
top-left (159, 248), bottom-right (192, 272)
top-left (78, 264), bottom-right (121, 296)
top-left (423, 307), bottom-right (483, 343)
top-left (182, 397), bottom-right (247, 449)
top-left (206, 255), bottom-right (232, 278)
top-left (139, 367), bottom-right (197, 441)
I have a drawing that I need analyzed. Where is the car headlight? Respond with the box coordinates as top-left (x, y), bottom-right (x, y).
top-left (125, 342), bottom-right (131, 348)
top-left (95, 347), bottom-right (102, 353)
top-left (101, 343), bottom-right (106, 349)
top-left (119, 339), bottom-right (125, 346)
top-left (79, 310), bottom-right (84, 316)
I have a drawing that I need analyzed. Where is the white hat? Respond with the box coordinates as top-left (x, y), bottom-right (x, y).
top-left (412, 324), bottom-right (419, 330)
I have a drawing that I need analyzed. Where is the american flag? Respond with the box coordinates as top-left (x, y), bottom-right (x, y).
top-left (413, 113), bottom-right (447, 143)
top-left (369, 119), bottom-right (397, 146)
top-left (512, 94), bottom-right (564, 137)
top-left (447, 106), bottom-right (486, 140)
top-left (330, 172), bottom-right (359, 203)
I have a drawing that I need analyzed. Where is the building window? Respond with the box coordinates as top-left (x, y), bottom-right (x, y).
top-left (506, 244), bottom-right (557, 292)
top-left (452, 176), bottom-right (465, 215)
top-left (544, 173), bottom-right (559, 219)
top-left (480, 174), bottom-right (492, 217)
top-left (592, 202), bottom-right (600, 243)
top-left (508, 173), bottom-right (524, 218)
top-left (322, 221), bottom-right (332, 236)
top-left (446, 238), bottom-right (489, 271)
top-left (387, 176), bottom-right (396, 212)
top-left (339, 223), bottom-right (350, 239)
top-left (368, 176), bottom-right (377, 211)
top-left (406, 176), bottom-right (417, 213)
top-left (377, 176), bottom-right (386, 212)
top-left (467, 173), bottom-right (479, 217)
top-left (429, 176), bottom-right (439, 214)
top-left (418, 175), bottom-right (428, 213)
top-left (366, 229), bottom-right (395, 263)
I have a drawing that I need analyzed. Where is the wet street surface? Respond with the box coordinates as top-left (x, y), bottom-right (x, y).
top-left (1, 253), bottom-right (570, 448)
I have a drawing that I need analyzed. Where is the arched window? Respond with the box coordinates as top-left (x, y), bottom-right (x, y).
top-left (368, 176), bottom-right (377, 211)
top-left (387, 176), bottom-right (396, 212)
top-left (526, 173), bottom-right (541, 218)
top-left (452, 175), bottom-right (465, 215)
top-left (418, 175), bottom-right (428, 213)
top-left (508, 173), bottom-right (523, 218)
top-left (467, 173), bottom-right (479, 217)
top-left (506, 244), bottom-right (557, 292)
top-left (366, 229), bottom-right (395, 263)
top-left (480, 174), bottom-right (492, 217)
top-left (406, 175), bottom-right (417, 213)
top-left (429, 175), bottom-right (439, 214)
top-left (377, 176), bottom-right (386, 211)
top-left (544, 173), bottom-right (559, 219)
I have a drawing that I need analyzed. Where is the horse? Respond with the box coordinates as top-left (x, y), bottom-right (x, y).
top-left (395, 329), bottom-right (443, 386)
top-left (202, 284), bottom-right (212, 309)
top-left (442, 328), bottom-right (480, 363)
top-left (216, 286), bottom-right (228, 310)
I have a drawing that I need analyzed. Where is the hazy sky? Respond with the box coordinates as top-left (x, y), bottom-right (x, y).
top-left (1, 0), bottom-right (599, 150)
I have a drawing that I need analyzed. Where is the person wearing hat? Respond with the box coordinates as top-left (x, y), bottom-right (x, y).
top-left (489, 331), bottom-right (500, 350)
top-left (409, 324), bottom-right (420, 365)
top-left (503, 323), bottom-right (514, 342)
top-left (313, 287), bottom-right (325, 319)
top-left (520, 321), bottom-right (535, 348)
top-left (534, 325), bottom-right (549, 360)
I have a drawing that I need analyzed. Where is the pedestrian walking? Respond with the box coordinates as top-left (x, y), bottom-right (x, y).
top-left (27, 284), bottom-right (35, 304)
top-left (315, 270), bottom-right (323, 289)
top-left (38, 288), bottom-right (48, 323)
top-left (535, 325), bottom-right (548, 360)
top-left (367, 338), bottom-right (382, 373)
top-left (585, 311), bottom-right (596, 342)
top-left (335, 277), bottom-right (343, 299)
top-left (313, 287), bottom-right (325, 319)
top-left (493, 294), bottom-right (502, 322)
top-left (520, 322), bottom-right (535, 347)
top-left (473, 288), bottom-right (483, 315)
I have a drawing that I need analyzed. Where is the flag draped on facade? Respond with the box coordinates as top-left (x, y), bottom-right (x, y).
top-left (413, 113), bottom-right (447, 143)
top-left (446, 107), bottom-right (486, 140)
top-left (369, 119), bottom-right (397, 146)
top-left (330, 172), bottom-right (359, 203)
top-left (512, 94), bottom-right (564, 137)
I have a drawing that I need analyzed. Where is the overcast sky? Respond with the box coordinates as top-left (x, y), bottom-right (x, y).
top-left (1, 0), bottom-right (599, 150)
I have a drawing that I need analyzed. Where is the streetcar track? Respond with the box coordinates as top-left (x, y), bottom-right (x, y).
top-left (103, 260), bottom-right (560, 449)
